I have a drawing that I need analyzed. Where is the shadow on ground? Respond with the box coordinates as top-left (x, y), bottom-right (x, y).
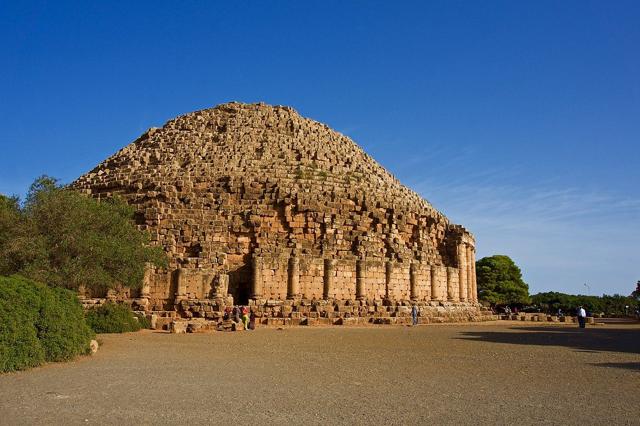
top-left (591, 362), bottom-right (640, 372)
top-left (458, 326), bottom-right (640, 355)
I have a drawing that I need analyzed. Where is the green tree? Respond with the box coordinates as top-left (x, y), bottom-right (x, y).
top-left (476, 255), bottom-right (530, 306)
top-left (631, 280), bottom-right (640, 300)
top-left (0, 194), bottom-right (22, 274)
top-left (531, 291), bottom-right (637, 316)
top-left (0, 176), bottom-right (166, 292)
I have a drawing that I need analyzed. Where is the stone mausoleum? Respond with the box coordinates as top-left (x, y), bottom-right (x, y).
top-left (74, 102), bottom-right (488, 325)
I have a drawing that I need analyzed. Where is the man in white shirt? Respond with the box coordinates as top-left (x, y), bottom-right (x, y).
top-left (577, 306), bottom-right (587, 328)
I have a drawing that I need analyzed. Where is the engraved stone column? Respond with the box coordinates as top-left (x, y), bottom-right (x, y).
top-left (215, 273), bottom-right (229, 301)
top-left (137, 265), bottom-right (152, 310)
top-left (430, 265), bottom-right (439, 301)
top-left (385, 260), bottom-right (394, 300)
top-left (287, 255), bottom-right (300, 299)
top-left (466, 245), bottom-right (473, 303)
top-left (458, 244), bottom-right (467, 302)
top-left (250, 256), bottom-right (263, 299)
top-left (141, 265), bottom-right (152, 299)
top-left (409, 262), bottom-right (418, 301)
top-left (424, 264), bottom-right (432, 301)
top-left (471, 248), bottom-right (478, 302)
top-left (356, 259), bottom-right (366, 300)
top-left (323, 258), bottom-right (336, 300)
top-left (174, 268), bottom-right (187, 302)
top-left (446, 267), bottom-right (455, 301)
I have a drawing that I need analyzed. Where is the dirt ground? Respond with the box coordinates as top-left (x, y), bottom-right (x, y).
top-left (1, 322), bottom-right (639, 425)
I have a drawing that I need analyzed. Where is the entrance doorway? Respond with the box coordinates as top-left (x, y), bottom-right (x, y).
top-left (228, 263), bottom-right (251, 305)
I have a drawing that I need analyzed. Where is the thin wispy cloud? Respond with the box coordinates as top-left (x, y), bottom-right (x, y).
top-left (401, 145), bottom-right (640, 296)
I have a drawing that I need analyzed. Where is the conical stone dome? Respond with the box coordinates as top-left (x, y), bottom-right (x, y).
top-left (74, 102), bottom-right (478, 316)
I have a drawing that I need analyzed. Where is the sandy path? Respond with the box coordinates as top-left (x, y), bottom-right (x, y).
top-left (1, 322), bottom-right (638, 425)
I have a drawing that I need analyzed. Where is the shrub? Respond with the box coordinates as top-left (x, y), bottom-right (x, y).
top-left (86, 302), bottom-right (143, 333)
top-left (135, 312), bottom-right (151, 329)
top-left (0, 276), bottom-right (93, 373)
top-left (36, 286), bottom-right (94, 362)
top-left (0, 278), bottom-right (45, 372)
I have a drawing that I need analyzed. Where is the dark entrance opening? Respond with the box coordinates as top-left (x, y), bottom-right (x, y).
top-left (228, 263), bottom-right (251, 305)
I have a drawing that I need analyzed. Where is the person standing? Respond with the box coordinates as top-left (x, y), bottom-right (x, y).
top-left (577, 306), bottom-right (587, 328)
top-left (241, 306), bottom-right (249, 330)
top-left (411, 304), bottom-right (418, 326)
top-left (248, 311), bottom-right (256, 330)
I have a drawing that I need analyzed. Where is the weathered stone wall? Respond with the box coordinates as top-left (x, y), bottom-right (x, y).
top-left (73, 102), bottom-right (479, 320)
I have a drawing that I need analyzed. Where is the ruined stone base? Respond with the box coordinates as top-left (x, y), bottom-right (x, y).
top-left (503, 313), bottom-right (596, 325)
top-left (149, 298), bottom-right (496, 332)
top-left (80, 296), bottom-right (498, 332)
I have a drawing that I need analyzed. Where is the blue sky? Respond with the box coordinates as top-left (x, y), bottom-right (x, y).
top-left (1, 1), bottom-right (638, 296)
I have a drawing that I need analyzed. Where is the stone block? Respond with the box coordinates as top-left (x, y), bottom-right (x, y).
top-left (169, 321), bottom-right (187, 334)
top-left (317, 318), bottom-right (332, 326)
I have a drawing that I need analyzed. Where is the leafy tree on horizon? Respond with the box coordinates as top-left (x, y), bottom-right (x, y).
top-left (531, 291), bottom-right (637, 316)
top-left (0, 176), bottom-right (166, 292)
top-left (631, 280), bottom-right (640, 300)
top-left (476, 254), bottom-right (530, 306)
top-left (0, 194), bottom-right (22, 274)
